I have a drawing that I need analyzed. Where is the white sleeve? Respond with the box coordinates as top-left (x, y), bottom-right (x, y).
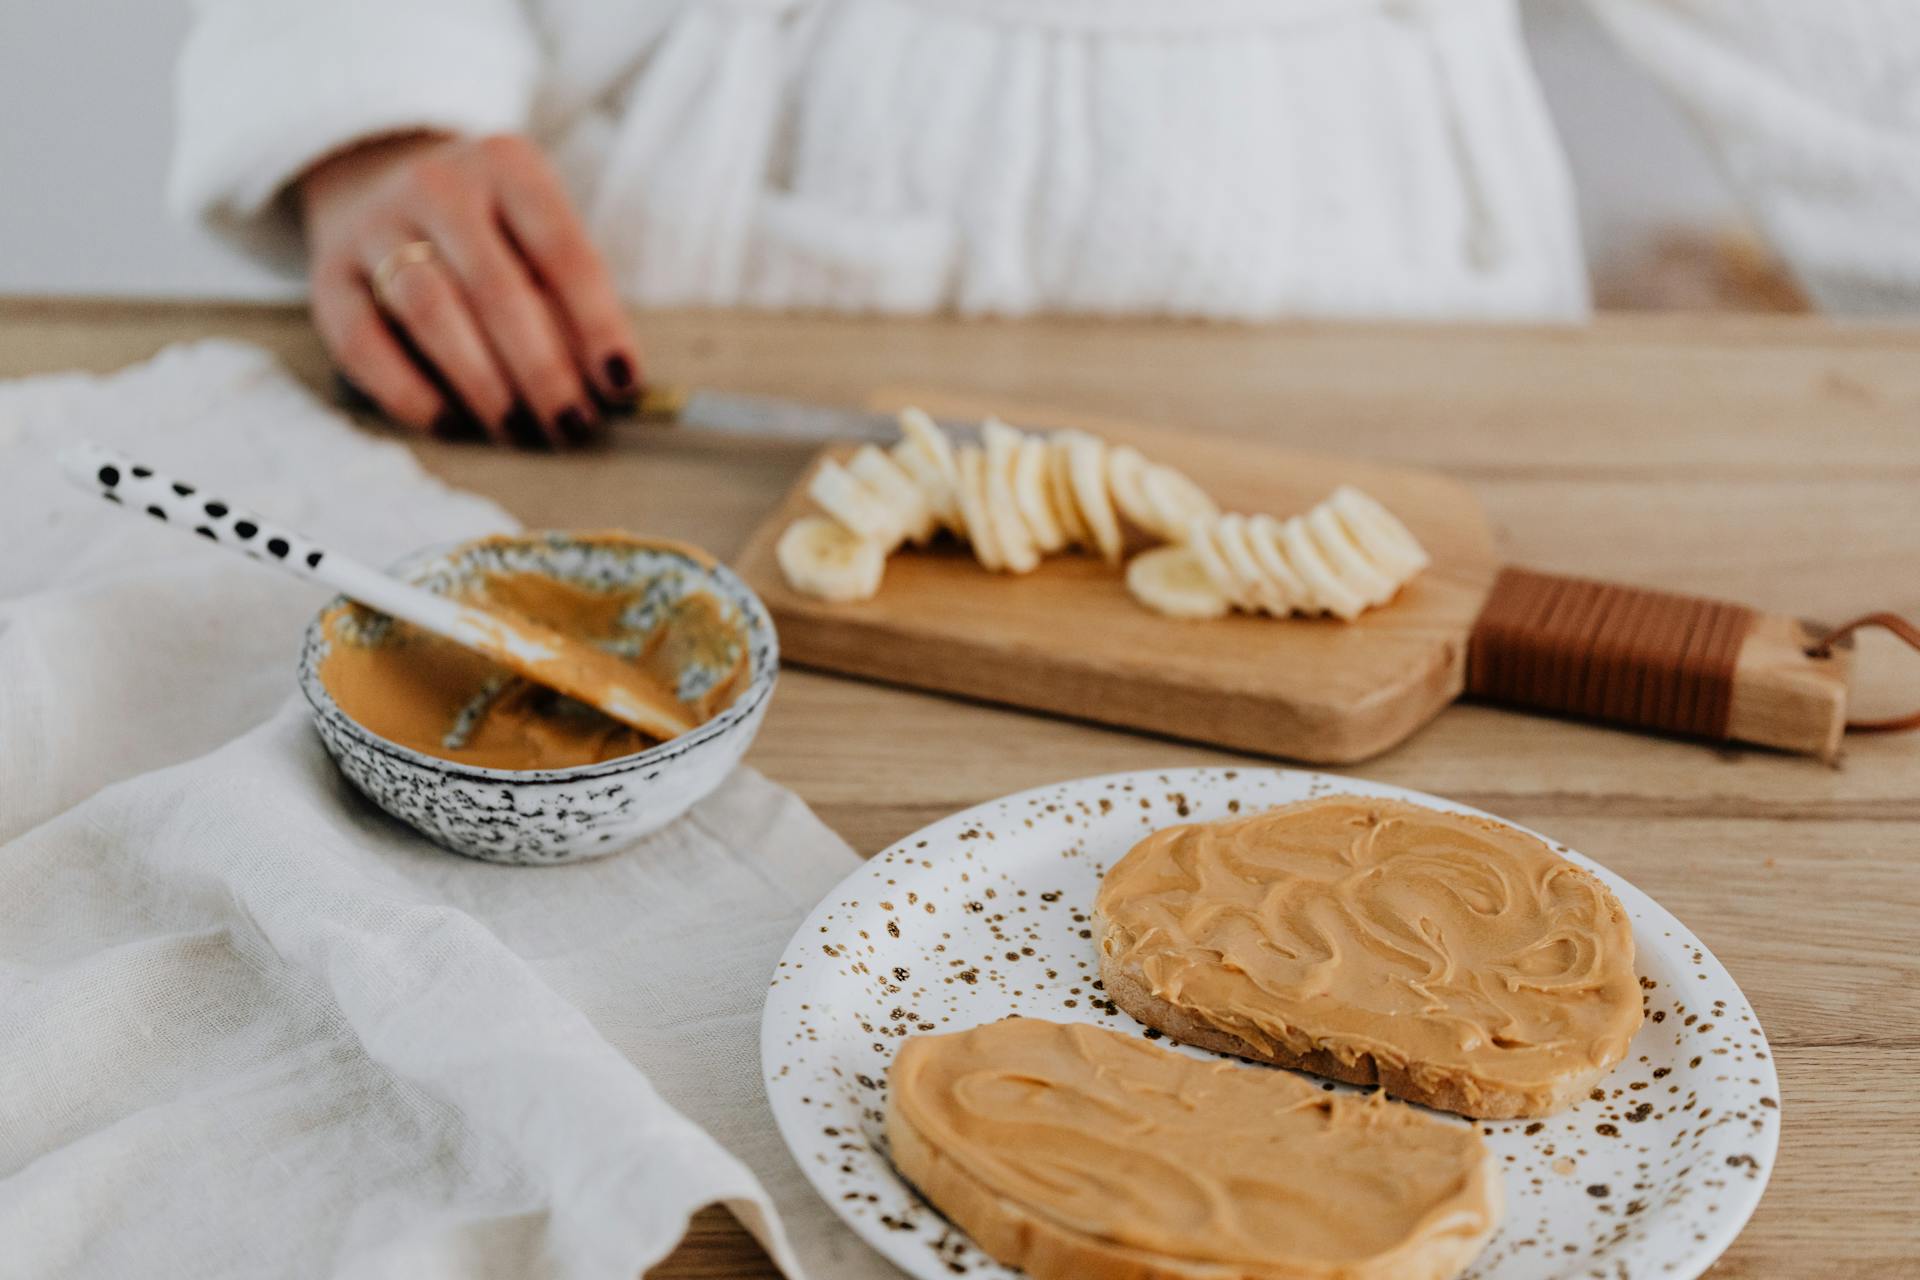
top-left (1585, 0), bottom-right (1920, 315)
top-left (169, 0), bottom-right (542, 274)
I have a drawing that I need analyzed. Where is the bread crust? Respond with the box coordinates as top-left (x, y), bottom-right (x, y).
top-left (1096, 920), bottom-right (1608, 1120)
top-left (885, 1080), bottom-right (1502, 1280)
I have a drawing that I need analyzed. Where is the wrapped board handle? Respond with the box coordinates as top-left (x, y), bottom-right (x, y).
top-left (1466, 568), bottom-right (1866, 760)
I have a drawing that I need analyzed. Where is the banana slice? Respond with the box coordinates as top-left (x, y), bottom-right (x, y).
top-left (1045, 437), bottom-right (1092, 550)
top-left (1306, 504), bottom-right (1397, 606)
top-left (1144, 465), bottom-right (1219, 541)
top-left (1330, 485), bottom-right (1430, 578)
top-left (982, 420), bottom-right (1042, 573)
top-left (1126, 545), bottom-right (1231, 620)
top-left (1278, 514), bottom-right (1366, 620)
top-left (848, 444), bottom-right (937, 545)
top-left (1062, 432), bottom-right (1123, 563)
top-left (1106, 445), bottom-right (1160, 538)
top-left (953, 446), bottom-right (1005, 572)
top-left (892, 441), bottom-right (958, 531)
top-left (1246, 513), bottom-right (1310, 612)
top-left (776, 515), bottom-right (886, 602)
top-left (896, 408), bottom-right (962, 528)
top-left (808, 458), bottom-right (902, 547)
top-left (1012, 436), bottom-right (1069, 553)
top-left (1214, 514), bottom-right (1288, 615)
top-left (1185, 515), bottom-right (1254, 610)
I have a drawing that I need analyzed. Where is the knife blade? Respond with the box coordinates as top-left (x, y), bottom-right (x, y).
top-left (634, 386), bottom-right (981, 446)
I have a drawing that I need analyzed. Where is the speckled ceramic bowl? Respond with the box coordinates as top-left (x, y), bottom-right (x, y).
top-left (298, 531), bottom-right (777, 865)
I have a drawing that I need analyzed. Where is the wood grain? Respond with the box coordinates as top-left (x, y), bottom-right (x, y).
top-left (4, 299), bottom-right (1917, 1280)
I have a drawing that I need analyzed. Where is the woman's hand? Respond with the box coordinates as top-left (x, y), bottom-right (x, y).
top-left (300, 131), bottom-right (642, 447)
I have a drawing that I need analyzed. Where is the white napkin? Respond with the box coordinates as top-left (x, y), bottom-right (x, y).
top-left (0, 343), bottom-right (901, 1280)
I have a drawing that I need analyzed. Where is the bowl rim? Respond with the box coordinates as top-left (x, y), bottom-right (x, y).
top-left (297, 530), bottom-right (779, 784)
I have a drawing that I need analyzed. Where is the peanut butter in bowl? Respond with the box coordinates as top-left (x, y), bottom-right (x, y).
top-left (317, 556), bottom-right (748, 771)
top-left (297, 530), bottom-right (778, 864)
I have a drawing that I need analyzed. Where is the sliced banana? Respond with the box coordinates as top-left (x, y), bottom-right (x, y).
top-left (1277, 513), bottom-right (1366, 620)
top-left (1306, 505), bottom-right (1397, 606)
top-left (776, 515), bottom-right (886, 602)
top-left (1012, 435), bottom-right (1069, 553)
top-left (1126, 545), bottom-right (1231, 620)
top-left (790, 405), bottom-right (1427, 623)
top-left (953, 445), bottom-right (1005, 572)
top-left (1214, 514), bottom-right (1288, 615)
top-left (982, 420), bottom-right (1042, 573)
top-left (1143, 465), bottom-right (1219, 541)
top-left (808, 458), bottom-right (902, 548)
top-left (1106, 445), bottom-right (1160, 538)
top-left (1062, 432), bottom-right (1123, 564)
top-left (1330, 484), bottom-right (1430, 578)
top-left (848, 444), bottom-right (936, 545)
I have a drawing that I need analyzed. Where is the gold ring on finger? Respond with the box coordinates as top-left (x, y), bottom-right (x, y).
top-left (370, 239), bottom-right (440, 310)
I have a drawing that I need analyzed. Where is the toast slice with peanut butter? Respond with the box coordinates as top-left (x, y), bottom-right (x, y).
top-left (1094, 796), bottom-right (1642, 1119)
top-left (887, 1017), bottom-right (1501, 1280)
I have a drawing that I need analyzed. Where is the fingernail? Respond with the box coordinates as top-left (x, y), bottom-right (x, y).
top-left (557, 406), bottom-right (594, 445)
top-left (334, 372), bottom-right (378, 412)
top-left (504, 404), bottom-right (548, 450)
top-left (431, 406), bottom-right (483, 442)
top-left (604, 354), bottom-right (635, 392)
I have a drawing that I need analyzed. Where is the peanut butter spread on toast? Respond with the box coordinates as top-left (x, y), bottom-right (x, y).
top-left (888, 1017), bottom-right (1498, 1275)
top-left (1095, 798), bottom-right (1641, 1112)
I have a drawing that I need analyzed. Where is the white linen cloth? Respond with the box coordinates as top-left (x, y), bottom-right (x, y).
top-left (171, 0), bottom-right (1920, 319)
top-left (0, 342), bottom-right (897, 1280)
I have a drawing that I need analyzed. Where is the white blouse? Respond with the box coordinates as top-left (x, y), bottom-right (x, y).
top-left (171, 0), bottom-right (1920, 319)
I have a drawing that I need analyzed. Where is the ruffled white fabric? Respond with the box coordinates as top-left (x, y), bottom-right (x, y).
top-left (1587, 0), bottom-right (1920, 315)
top-left (171, 0), bottom-right (1920, 317)
top-left (580, 0), bottom-right (1586, 318)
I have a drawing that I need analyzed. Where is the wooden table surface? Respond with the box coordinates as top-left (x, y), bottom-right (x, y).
top-left (6, 298), bottom-right (1918, 1279)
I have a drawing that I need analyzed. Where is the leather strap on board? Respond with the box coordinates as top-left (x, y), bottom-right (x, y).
top-left (1467, 568), bottom-right (1755, 741)
top-left (1806, 613), bottom-right (1920, 733)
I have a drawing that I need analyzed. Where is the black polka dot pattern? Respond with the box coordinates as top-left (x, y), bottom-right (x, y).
top-left (76, 450), bottom-right (328, 574)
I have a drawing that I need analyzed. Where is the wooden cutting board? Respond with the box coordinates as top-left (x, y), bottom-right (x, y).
top-left (734, 391), bottom-right (1502, 763)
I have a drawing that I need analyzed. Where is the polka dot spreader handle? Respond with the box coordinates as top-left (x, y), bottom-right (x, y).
top-left (57, 441), bottom-right (697, 740)
top-left (62, 441), bottom-right (337, 580)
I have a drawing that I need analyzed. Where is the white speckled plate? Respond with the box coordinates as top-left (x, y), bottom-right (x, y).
top-left (763, 769), bottom-right (1780, 1280)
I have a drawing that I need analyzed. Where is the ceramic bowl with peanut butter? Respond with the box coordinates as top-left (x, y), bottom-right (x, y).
top-left (297, 531), bottom-right (777, 865)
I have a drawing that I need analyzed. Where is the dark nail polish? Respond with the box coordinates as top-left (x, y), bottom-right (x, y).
top-left (604, 354), bottom-right (635, 392)
top-left (333, 371), bottom-right (379, 412)
top-left (431, 406), bottom-right (483, 442)
top-left (504, 404), bottom-right (548, 450)
top-left (557, 406), bottom-right (594, 445)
